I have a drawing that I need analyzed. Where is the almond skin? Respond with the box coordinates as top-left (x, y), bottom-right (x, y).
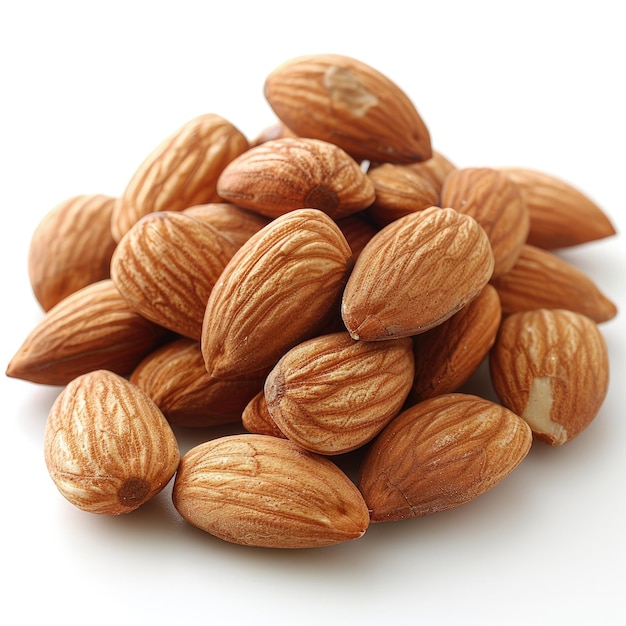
top-left (6, 279), bottom-right (168, 386)
top-left (489, 309), bottom-right (609, 445)
top-left (264, 53), bottom-right (432, 164)
top-left (111, 113), bottom-right (249, 242)
top-left (216, 137), bottom-right (376, 220)
top-left (241, 390), bottom-right (286, 439)
top-left (405, 150), bottom-right (456, 195)
top-left (28, 194), bottom-right (118, 311)
top-left (111, 211), bottom-right (238, 340)
top-left (490, 244), bottom-right (617, 323)
top-left (335, 214), bottom-right (379, 261)
top-left (341, 206), bottom-right (495, 341)
top-left (500, 167), bottom-right (616, 249)
top-left (359, 393), bottom-right (532, 521)
top-left (172, 434), bottom-right (370, 548)
top-left (441, 167), bottom-right (530, 278)
top-left (44, 370), bottom-right (180, 514)
top-left (201, 208), bottom-right (354, 379)
top-left (264, 332), bottom-right (415, 455)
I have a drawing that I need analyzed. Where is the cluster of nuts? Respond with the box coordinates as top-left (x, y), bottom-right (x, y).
top-left (7, 54), bottom-right (617, 549)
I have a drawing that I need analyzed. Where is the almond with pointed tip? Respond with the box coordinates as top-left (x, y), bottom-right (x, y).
top-left (241, 390), bottom-right (286, 439)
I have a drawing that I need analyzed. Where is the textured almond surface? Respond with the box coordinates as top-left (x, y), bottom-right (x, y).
top-left (490, 244), bottom-right (617, 323)
top-left (359, 393), bottom-right (532, 521)
top-left (202, 208), bottom-right (353, 378)
top-left (216, 137), bottom-right (375, 220)
top-left (28, 194), bottom-right (118, 311)
top-left (6, 280), bottom-right (167, 386)
top-left (111, 113), bottom-right (249, 242)
top-left (172, 434), bottom-right (370, 548)
top-left (405, 150), bottom-right (456, 195)
top-left (336, 214), bottom-right (379, 261)
top-left (264, 332), bottom-right (415, 454)
top-left (342, 206), bottom-right (495, 340)
top-left (111, 211), bottom-right (238, 340)
top-left (490, 309), bottom-right (609, 445)
top-left (44, 370), bottom-right (180, 514)
top-left (241, 390), bottom-right (286, 438)
top-left (264, 53), bottom-right (432, 163)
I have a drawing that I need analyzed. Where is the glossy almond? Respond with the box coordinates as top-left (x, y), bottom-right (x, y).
top-left (44, 370), bottom-right (180, 514)
top-left (441, 167), bottom-right (529, 278)
top-left (216, 137), bottom-right (376, 220)
top-left (6, 280), bottom-right (167, 386)
top-left (500, 167), bottom-right (616, 249)
top-left (264, 53), bottom-right (432, 163)
top-left (342, 206), bottom-right (495, 340)
top-left (202, 208), bottom-right (353, 378)
top-left (490, 309), bottom-right (609, 445)
top-left (172, 434), bottom-right (370, 548)
top-left (359, 393), bottom-right (532, 521)
top-left (490, 244), bottom-right (617, 323)
top-left (111, 211), bottom-right (238, 340)
top-left (264, 332), bottom-right (415, 455)
top-left (111, 113), bottom-right (249, 242)
top-left (28, 194), bottom-right (118, 311)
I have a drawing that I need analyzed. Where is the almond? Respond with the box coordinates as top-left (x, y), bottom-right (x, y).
top-left (335, 213), bottom-right (379, 261)
top-left (264, 332), bottom-right (415, 455)
top-left (489, 308), bottom-right (609, 445)
top-left (500, 167), bottom-right (616, 249)
top-left (264, 53), bottom-right (432, 163)
top-left (358, 393), bottom-right (532, 521)
top-left (341, 206), bottom-right (495, 340)
top-left (241, 390), bottom-right (286, 439)
top-left (44, 369), bottom-right (180, 514)
top-left (111, 211), bottom-right (238, 340)
top-left (216, 137), bottom-right (376, 220)
top-left (6, 279), bottom-right (168, 386)
top-left (172, 433), bottom-right (369, 548)
top-left (28, 194), bottom-right (117, 311)
top-left (441, 167), bottom-right (529, 278)
top-left (250, 120), bottom-right (297, 146)
top-left (490, 244), bottom-right (617, 323)
top-left (201, 208), bottom-right (353, 378)
top-left (406, 150), bottom-right (456, 195)
top-left (111, 113), bottom-right (249, 242)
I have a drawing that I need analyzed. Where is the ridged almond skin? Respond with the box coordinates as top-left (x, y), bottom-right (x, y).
top-left (111, 212), bottom-right (238, 340)
top-left (201, 208), bottom-right (354, 378)
top-left (44, 370), bottom-right (180, 514)
top-left (6, 280), bottom-right (168, 386)
top-left (500, 167), bottom-right (616, 249)
top-left (130, 338), bottom-right (265, 428)
top-left (410, 284), bottom-right (501, 403)
top-left (28, 194), bottom-right (118, 311)
top-left (359, 393), bottom-right (533, 521)
top-left (216, 137), bottom-right (376, 220)
top-left (441, 167), bottom-right (530, 278)
top-left (264, 332), bottom-right (415, 455)
top-left (490, 244), bottom-right (617, 323)
top-left (241, 390), bottom-right (286, 439)
top-left (366, 163), bottom-right (439, 227)
top-left (341, 206), bottom-right (495, 341)
top-left (336, 214), bottom-right (379, 261)
top-left (489, 309), bottom-right (609, 446)
top-left (406, 150), bottom-right (456, 195)
top-left (172, 434), bottom-right (370, 548)
top-left (111, 113), bottom-right (249, 242)
top-left (264, 53), bottom-right (432, 164)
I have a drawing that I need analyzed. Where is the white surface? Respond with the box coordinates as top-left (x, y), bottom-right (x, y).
top-left (1, 2), bottom-right (624, 624)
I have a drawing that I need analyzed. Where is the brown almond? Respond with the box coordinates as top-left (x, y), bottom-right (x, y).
top-left (406, 150), bottom-right (457, 195)
top-left (241, 390), bottom-right (286, 439)
top-left (335, 214), bottom-right (379, 261)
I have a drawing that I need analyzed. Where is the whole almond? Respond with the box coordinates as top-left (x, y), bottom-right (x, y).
top-left (342, 206), bottom-right (495, 341)
top-left (172, 433), bottom-right (369, 548)
top-left (406, 150), bottom-right (456, 195)
top-left (264, 332), bottom-right (415, 455)
top-left (216, 137), bottom-right (376, 220)
top-left (490, 244), bottom-right (617, 323)
top-left (111, 113), bottom-right (249, 242)
top-left (28, 194), bottom-right (118, 311)
top-left (44, 370), bottom-right (180, 514)
top-left (6, 279), bottom-right (168, 386)
top-left (489, 308), bottom-right (609, 445)
top-left (441, 167), bottom-right (529, 278)
top-left (359, 393), bottom-right (532, 521)
top-left (201, 208), bottom-right (353, 379)
top-left (111, 211), bottom-right (238, 340)
top-left (264, 53), bottom-right (432, 163)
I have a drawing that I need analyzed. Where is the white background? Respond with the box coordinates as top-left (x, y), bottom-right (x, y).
top-left (1, 1), bottom-right (624, 624)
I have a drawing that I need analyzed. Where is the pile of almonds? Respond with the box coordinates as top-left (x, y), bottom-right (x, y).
top-left (7, 54), bottom-right (617, 549)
